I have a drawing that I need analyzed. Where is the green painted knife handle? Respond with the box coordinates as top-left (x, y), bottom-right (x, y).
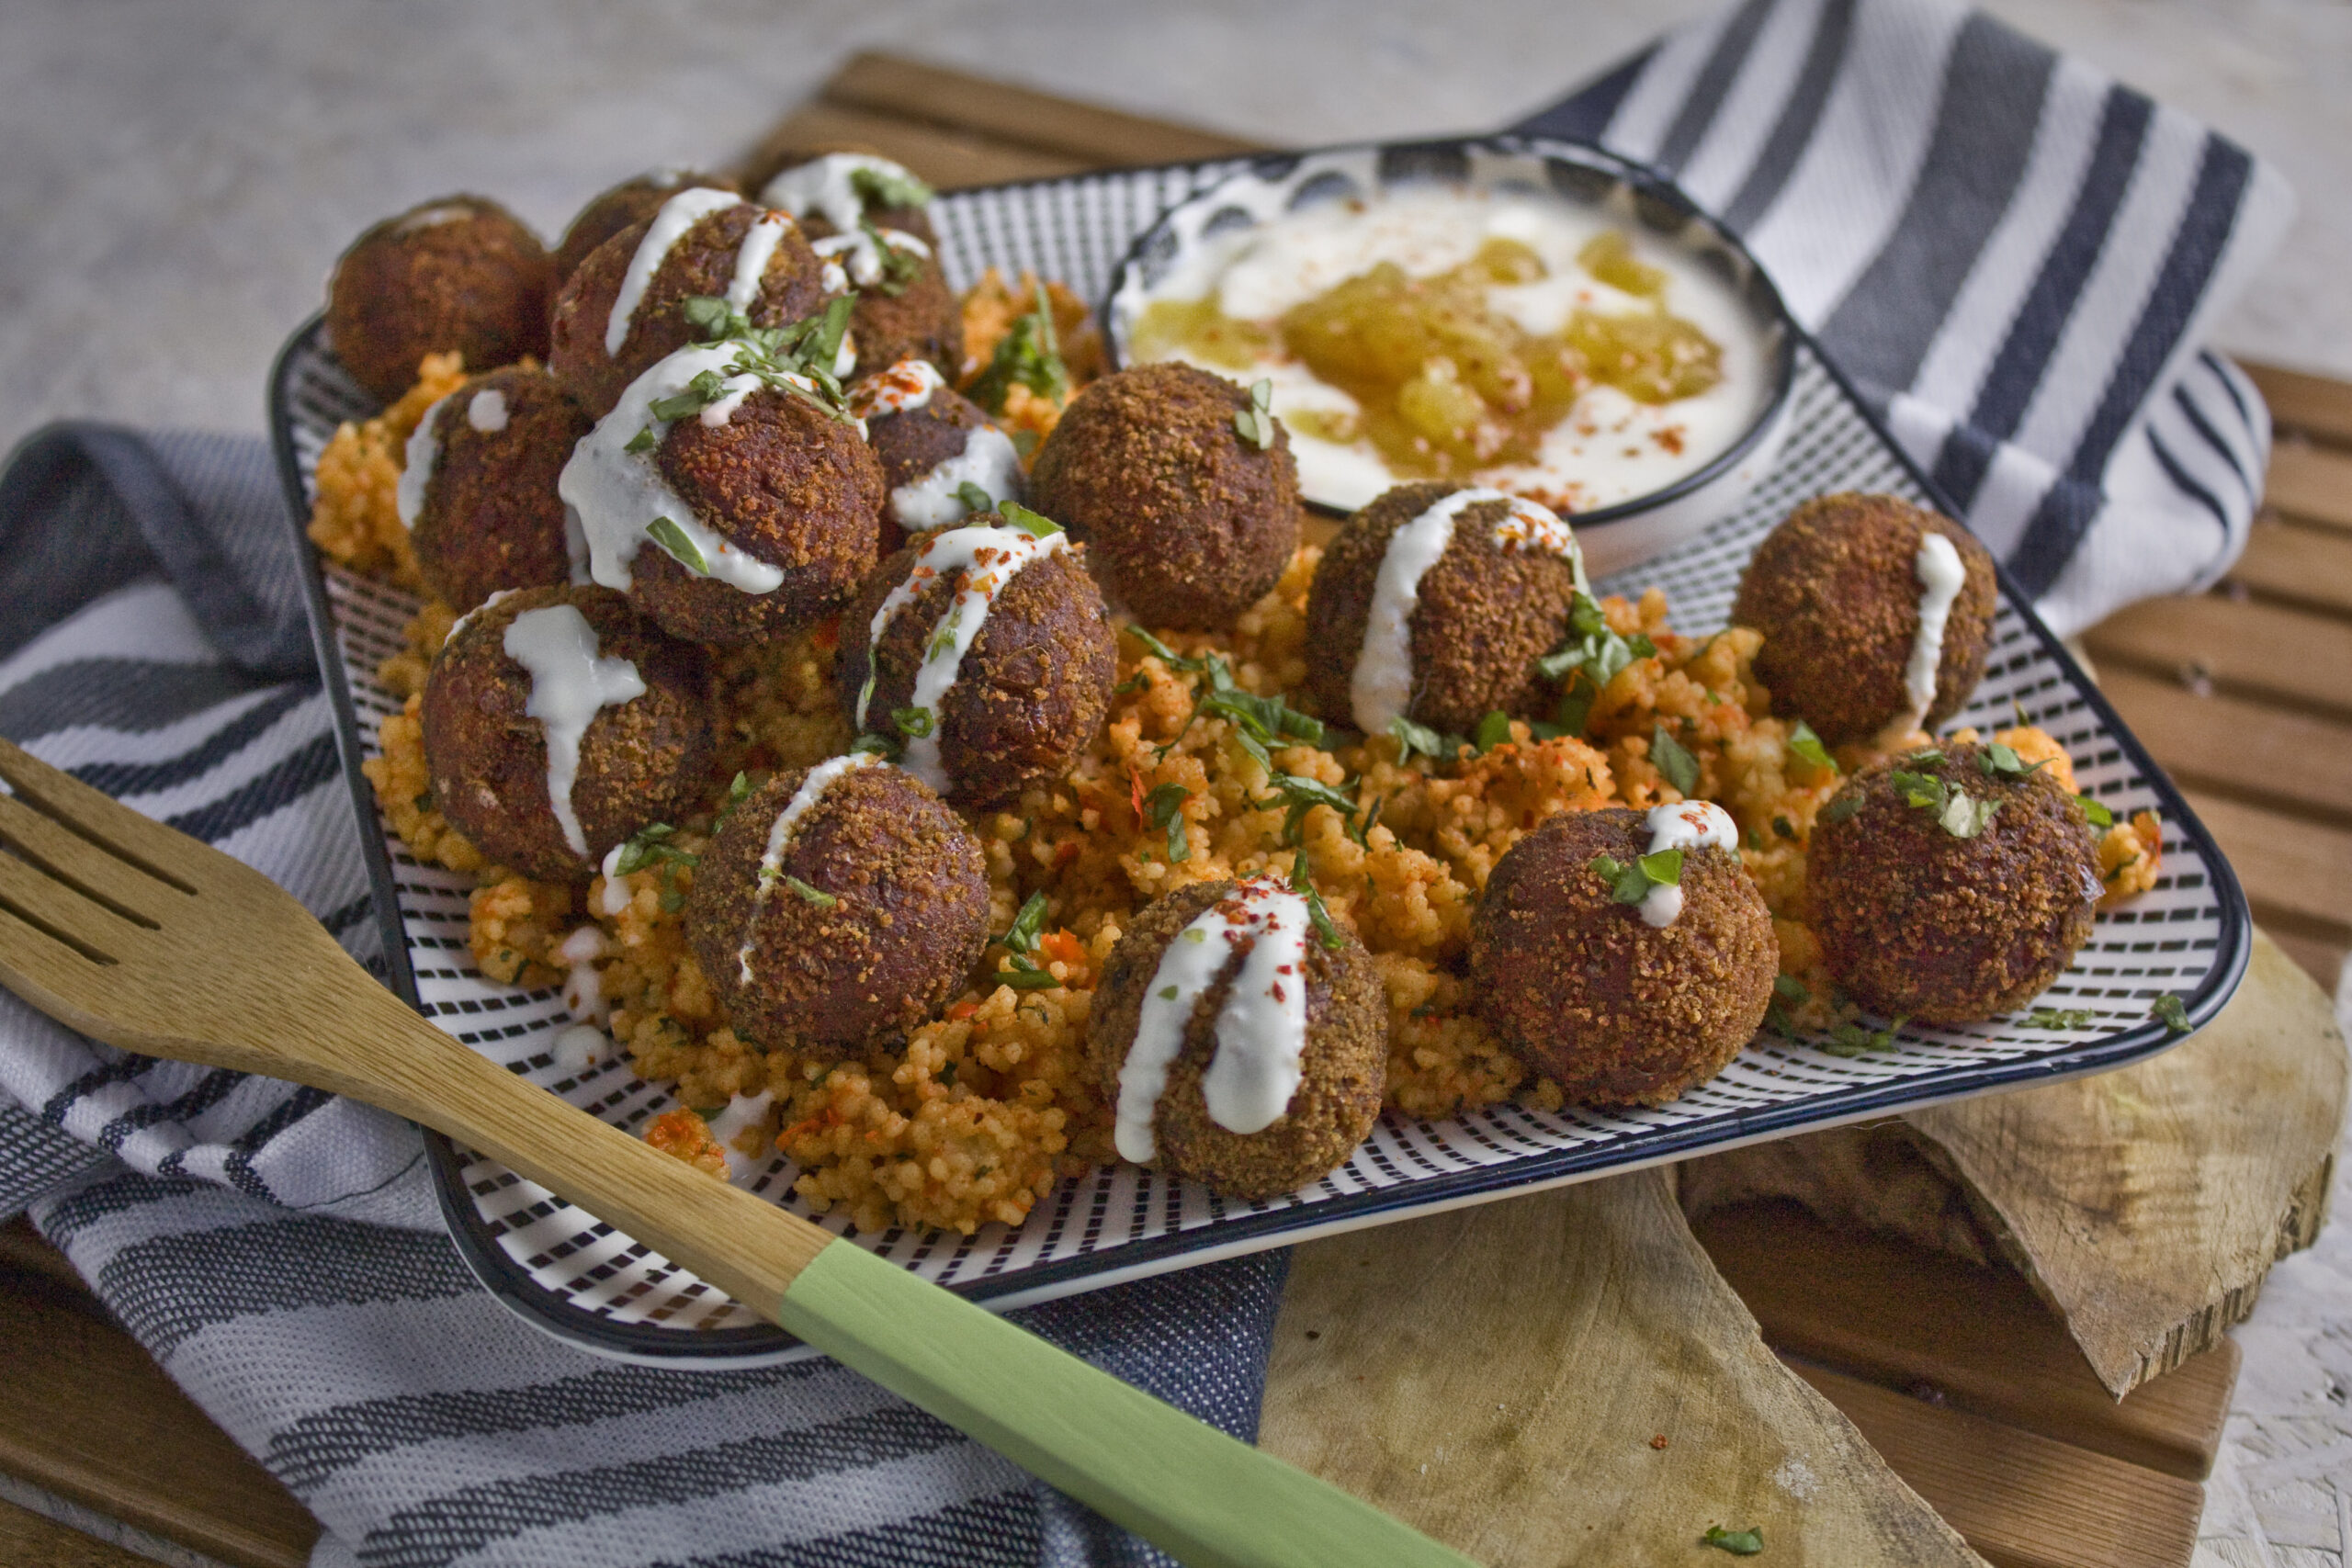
top-left (779, 1239), bottom-right (1482, 1568)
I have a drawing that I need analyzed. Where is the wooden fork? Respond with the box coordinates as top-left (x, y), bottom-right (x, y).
top-left (0, 735), bottom-right (1476, 1568)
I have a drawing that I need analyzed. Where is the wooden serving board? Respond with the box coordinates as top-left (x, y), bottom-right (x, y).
top-left (2, 49), bottom-right (2342, 1568)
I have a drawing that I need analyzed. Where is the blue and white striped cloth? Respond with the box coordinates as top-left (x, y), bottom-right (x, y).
top-left (0, 2), bottom-right (2294, 1563)
top-left (1520, 0), bottom-right (2293, 636)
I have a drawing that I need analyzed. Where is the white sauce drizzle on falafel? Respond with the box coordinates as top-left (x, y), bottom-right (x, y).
top-left (724, 211), bottom-right (795, 314)
top-left (892, 426), bottom-right (1025, 530)
top-left (605, 186), bottom-right (745, 355)
top-left (467, 387), bottom-right (509, 433)
top-left (502, 603), bottom-right (649, 859)
top-left (1892, 531), bottom-right (1968, 741)
top-left (560, 343), bottom-right (797, 597)
top-left (1636, 800), bottom-right (1737, 928)
top-left (705, 1090), bottom-right (776, 1185)
top-left (1349, 487), bottom-right (1587, 733)
top-left (394, 390), bottom-right (458, 530)
top-left (855, 525), bottom-right (1071, 794)
top-left (850, 357), bottom-right (945, 419)
top-left (762, 153), bottom-right (933, 289)
top-left (1114, 874), bottom-right (1313, 1165)
top-left (734, 750), bottom-right (883, 987)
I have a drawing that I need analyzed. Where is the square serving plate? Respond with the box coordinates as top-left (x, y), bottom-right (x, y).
top-left (271, 149), bottom-right (2251, 1367)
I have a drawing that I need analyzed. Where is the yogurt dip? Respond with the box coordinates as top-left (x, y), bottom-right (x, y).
top-left (1123, 185), bottom-right (1772, 516)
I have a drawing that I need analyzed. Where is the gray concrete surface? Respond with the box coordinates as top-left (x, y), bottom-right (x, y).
top-left (0, 0), bottom-right (2345, 453)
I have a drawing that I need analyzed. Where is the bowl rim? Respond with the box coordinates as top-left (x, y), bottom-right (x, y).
top-left (1095, 131), bottom-right (1800, 526)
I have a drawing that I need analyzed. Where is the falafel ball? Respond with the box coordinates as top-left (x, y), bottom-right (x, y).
top-left (1303, 482), bottom-right (1587, 737)
top-left (548, 196), bottom-right (832, 417)
top-left (403, 366), bottom-right (594, 615)
top-left (684, 757), bottom-right (990, 1058)
top-left (1029, 362), bottom-right (1300, 631)
top-left (562, 344), bottom-right (886, 647)
top-left (837, 518), bottom-right (1115, 809)
top-left (1734, 492), bottom-right (1997, 746)
top-left (551, 169), bottom-right (742, 289)
top-left (849, 359), bottom-right (1026, 552)
top-left (1471, 806), bottom-right (1776, 1105)
top-left (327, 195), bottom-right (554, 404)
top-left (421, 584), bottom-right (713, 882)
top-left (1808, 741), bottom-right (2102, 1023)
top-left (757, 153), bottom-right (961, 378)
top-left (1089, 874), bottom-right (1386, 1201)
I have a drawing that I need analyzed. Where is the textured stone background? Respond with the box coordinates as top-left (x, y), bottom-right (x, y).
top-left (0, 0), bottom-right (2346, 452)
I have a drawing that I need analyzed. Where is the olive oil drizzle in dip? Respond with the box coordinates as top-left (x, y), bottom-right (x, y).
top-left (1892, 532), bottom-right (1969, 740)
top-left (1635, 800), bottom-right (1737, 928)
top-left (856, 525), bottom-right (1070, 793)
top-left (1351, 487), bottom-right (1585, 732)
top-left (734, 750), bottom-right (882, 987)
top-left (502, 604), bottom-right (648, 858)
top-left (1114, 874), bottom-right (1313, 1165)
top-left (560, 343), bottom-right (809, 596)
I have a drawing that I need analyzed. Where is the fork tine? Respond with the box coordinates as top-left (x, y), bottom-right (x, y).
top-left (0, 736), bottom-right (201, 895)
top-left (0, 848), bottom-right (130, 969)
top-left (0, 791), bottom-right (180, 927)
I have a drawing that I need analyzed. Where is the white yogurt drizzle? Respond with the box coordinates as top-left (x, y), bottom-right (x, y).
top-left (596, 840), bottom-right (634, 915)
top-left (501, 604), bottom-right (648, 858)
top-left (705, 1090), bottom-right (776, 1185)
top-left (892, 425), bottom-right (1024, 530)
top-left (734, 751), bottom-right (882, 987)
top-left (444, 587), bottom-right (518, 649)
top-left (763, 153), bottom-right (933, 288)
top-left (550, 1024), bottom-right (608, 1072)
top-left (1349, 488), bottom-right (1586, 732)
top-left (856, 525), bottom-right (1070, 793)
top-left (395, 203), bottom-right (476, 234)
top-left (558, 924), bottom-right (608, 1022)
top-left (559, 343), bottom-right (797, 596)
top-left (725, 211), bottom-right (794, 313)
top-left (1114, 874), bottom-right (1313, 1165)
top-left (394, 391), bottom-right (458, 529)
top-left (603, 186), bottom-right (746, 355)
top-left (1894, 531), bottom-right (1968, 739)
top-left (849, 357), bottom-right (946, 419)
top-left (1634, 800), bottom-right (1738, 929)
top-left (467, 387), bottom-right (509, 433)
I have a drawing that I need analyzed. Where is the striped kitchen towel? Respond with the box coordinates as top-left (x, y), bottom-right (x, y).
top-left (1519, 0), bottom-right (2296, 637)
top-left (0, 423), bottom-right (1283, 1568)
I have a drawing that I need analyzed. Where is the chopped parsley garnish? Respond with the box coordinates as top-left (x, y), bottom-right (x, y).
top-left (2075, 793), bottom-right (2115, 828)
top-left (1702, 1525), bottom-right (1764, 1556)
top-left (1822, 793), bottom-right (1860, 824)
top-left (1143, 781), bottom-right (1191, 863)
top-left (645, 516), bottom-right (708, 575)
top-left (1234, 378), bottom-right (1276, 449)
top-left (1124, 624), bottom-right (1206, 673)
top-left (849, 730), bottom-right (900, 759)
top-left (624, 425), bottom-right (660, 455)
top-left (1256, 773), bottom-right (1358, 845)
top-left (992, 891), bottom-right (1062, 989)
top-left (1819, 1018), bottom-right (1905, 1057)
top-left (1764, 971), bottom-right (1810, 1034)
top-left (956, 481), bottom-right (994, 513)
top-left (1537, 592), bottom-right (1655, 736)
top-left (2151, 993), bottom-right (2191, 1033)
top-left (860, 218), bottom-right (924, 296)
top-left (2024, 1007), bottom-right (2095, 1029)
top-left (1651, 723), bottom-right (1701, 795)
top-left (1387, 715), bottom-right (1461, 764)
top-left (967, 277), bottom-right (1068, 413)
top-left (847, 164), bottom-right (935, 211)
top-left (1290, 849), bottom-right (1346, 950)
top-left (1889, 765), bottom-right (2000, 840)
top-left (1787, 719), bottom-right (1836, 773)
top-left (1978, 740), bottom-right (2052, 780)
top-left (891, 705), bottom-right (936, 739)
top-left (1349, 792), bottom-right (1386, 849)
top-left (1475, 710), bottom-right (1516, 752)
top-left (650, 371), bottom-right (729, 422)
top-left (674, 292), bottom-right (861, 424)
top-left (1588, 848), bottom-right (1681, 908)
top-left (612, 821), bottom-right (696, 878)
top-left (999, 501), bottom-right (1063, 538)
top-left (713, 771), bottom-right (755, 825)
top-left (782, 874), bottom-right (837, 908)
top-left (1126, 624), bottom-right (1323, 773)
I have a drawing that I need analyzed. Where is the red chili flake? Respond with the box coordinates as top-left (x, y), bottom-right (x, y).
top-left (1127, 764), bottom-right (1148, 821)
top-left (1649, 1434), bottom-right (1669, 1450)
top-left (1656, 426), bottom-right (1686, 457)
top-left (1271, 983), bottom-right (1286, 1002)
